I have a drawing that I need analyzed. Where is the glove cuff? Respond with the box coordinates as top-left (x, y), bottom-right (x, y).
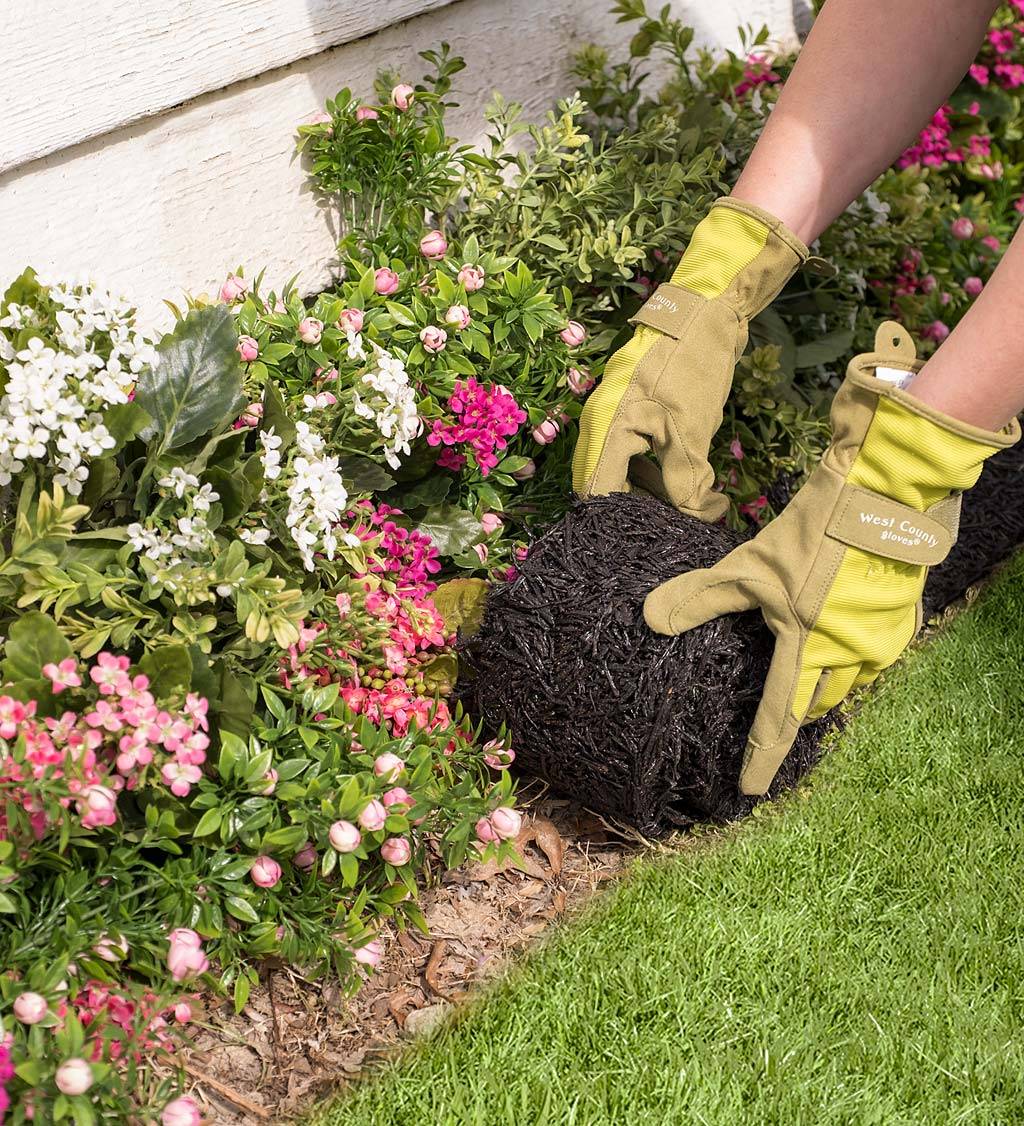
top-left (668, 196), bottom-right (811, 314)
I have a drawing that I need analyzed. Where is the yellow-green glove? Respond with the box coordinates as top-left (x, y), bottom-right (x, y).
top-left (572, 197), bottom-right (812, 520)
top-left (644, 321), bottom-right (1021, 794)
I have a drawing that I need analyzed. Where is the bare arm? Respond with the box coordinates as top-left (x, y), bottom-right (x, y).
top-left (729, 0), bottom-right (1024, 432)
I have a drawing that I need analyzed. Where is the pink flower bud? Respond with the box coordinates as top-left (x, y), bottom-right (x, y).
top-left (354, 938), bottom-right (383, 967)
top-left (13, 991), bottom-right (48, 1024)
top-left (306, 111), bottom-right (333, 130)
top-left (444, 304), bottom-right (471, 329)
top-left (567, 367), bottom-right (594, 395)
top-left (358, 799), bottom-right (387, 832)
top-left (380, 836), bottom-right (412, 866)
top-left (950, 217), bottom-right (975, 240)
top-left (420, 325), bottom-right (448, 353)
top-left (919, 274), bottom-right (937, 294)
top-left (329, 819), bottom-right (361, 853)
top-left (250, 855), bottom-right (282, 888)
top-left (382, 787), bottom-right (412, 809)
top-left (173, 1002), bottom-right (193, 1024)
top-left (963, 275), bottom-right (984, 297)
top-left (161, 1096), bottom-right (202, 1126)
top-left (457, 264), bottom-right (486, 291)
top-left (237, 401), bottom-right (263, 428)
top-left (355, 106), bottom-right (380, 122)
top-left (512, 459), bottom-right (536, 481)
top-left (473, 542), bottom-right (489, 564)
top-left (337, 307), bottom-right (364, 333)
top-left (373, 753), bottom-right (405, 780)
top-left (78, 784), bottom-right (118, 829)
top-left (237, 335), bottom-right (259, 363)
top-left (532, 418), bottom-right (561, 445)
top-left (560, 320), bottom-right (587, 347)
top-left (419, 230), bottom-right (448, 260)
top-left (374, 268), bottom-right (400, 295)
top-left (55, 1059), bottom-right (93, 1096)
top-left (475, 817), bottom-right (499, 844)
top-left (293, 841), bottom-right (318, 869)
top-left (979, 161), bottom-right (1003, 180)
top-left (220, 274), bottom-right (247, 304)
top-left (483, 739), bottom-right (515, 769)
top-left (391, 84), bottom-right (415, 111)
top-left (922, 320), bottom-right (951, 342)
top-left (480, 512), bottom-right (503, 535)
top-left (258, 768), bottom-right (278, 796)
top-left (981, 235), bottom-right (1001, 251)
top-left (93, 933), bottom-right (129, 962)
top-left (297, 317), bottom-right (323, 344)
top-left (336, 592), bottom-right (352, 616)
top-left (490, 806), bottom-right (522, 840)
top-left (167, 930), bottom-right (209, 982)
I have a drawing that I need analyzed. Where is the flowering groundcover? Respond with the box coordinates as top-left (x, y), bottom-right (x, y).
top-left (3, 2), bottom-right (1024, 1120)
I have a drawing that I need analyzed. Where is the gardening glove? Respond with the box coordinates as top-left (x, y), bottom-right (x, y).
top-left (572, 197), bottom-right (815, 520)
top-left (644, 321), bottom-right (1021, 795)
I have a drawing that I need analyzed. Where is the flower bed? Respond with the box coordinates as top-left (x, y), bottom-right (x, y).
top-left (2, 2), bottom-right (1024, 1119)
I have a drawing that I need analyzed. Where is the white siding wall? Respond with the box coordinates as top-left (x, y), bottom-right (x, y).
top-left (0, 0), bottom-right (799, 326)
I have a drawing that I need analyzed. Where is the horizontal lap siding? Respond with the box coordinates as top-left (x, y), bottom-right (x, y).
top-left (0, 0), bottom-right (796, 326)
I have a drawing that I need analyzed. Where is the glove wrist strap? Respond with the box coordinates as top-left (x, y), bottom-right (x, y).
top-left (826, 484), bottom-right (961, 566)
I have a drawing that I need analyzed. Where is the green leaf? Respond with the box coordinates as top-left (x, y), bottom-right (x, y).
top-left (337, 455), bottom-right (395, 492)
top-left (2, 612), bottom-right (73, 685)
top-left (793, 328), bottom-right (854, 370)
top-left (226, 895), bottom-right (260, 924)
top-left (417, 504), bottom-right (482, 556)
top-left (261, 378), bottom-right (297, 449)
top-left (532, 233), bottom-right (569, 252)
top-left (139, 645), bottom-right (193, 699)
top-left (429, 577), bottom-right (489, 637)
top-left (100, 402), bottom-right (152, 454)
top-left (136, 305), bottom-right (245, 452)
top-left (218, 667), bottom-right (254, 738)
top-left (233, 972), bottom-right (252, 1013)
top-left (385, 472), bottom-right (452, 512)
top-left (192, 808), bottom-right (223, 838)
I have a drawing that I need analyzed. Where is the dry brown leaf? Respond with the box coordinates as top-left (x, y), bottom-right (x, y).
top-left (530, 817), bottom-right (565, 874)
top-left (423, 940), bottom-right (450, 999)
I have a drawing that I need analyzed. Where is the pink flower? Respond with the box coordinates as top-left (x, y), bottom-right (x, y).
top-left (374, 268), bottom-right (400, 296)
top-left (970, 63), bottom-right (990, 85)
top-left (173, 1002), bottom-right (193, 1024)
top-left (391, 84), bottom-right (415, 111)
top-left (355, 106), bottom-right (380, 122)
top-left (444, 304), bottom-right (471, 329)
top-left (373, 753), bottom-right (404, 780)
top-left (250, 855), bottom-right (282, 888)
top-left (93, 933), bottom-right (129, 962)
top-left (475, 816), bottom-right (499, 844)
top-left (329, 819), bottom-right (361, 853)
top-left (220, 274), bottom-right (248, 303)
top-left (293, 841), bottom-right (318, 869)
top-left (922, 320), bottom-right (951, 343)
top-left (55, 1059), bottom-right (93, 1096)
top-left (978, 161), bottom-right (1004, 181)
top-left (950, 217), bottom-right (975, 240)
top-left (337, 307), bottom-right (364, 333)
top-left (78, 784), bottom-right (118, 829)
top-left (532, 418), bottom-right (561, 445)
top-left (306, 110), bottom-right (333, 129)
top-left (995, 61), bottom-right (1024, 88)
top-left (161, 761), bottom-right (201, 798)
top-left (335, 592), bottom-right (352, 616)
top-left (963, 276), bottom-right (984, 297)
top-left (167, 929), bottom-right (209, 982)
top-left (729, 436), bottom-right (744, 460)
top-left (981, 235), bottom-right (1001, 251)
top-left (235, 401), bottom-right (263, 429)
top-left (297, 317), bottom-right (323, 344)
top-left (43, 657), bottom-right (81, 693)
top-left (13, 992), bottom-right (48, 1024)
top-left (90, 652), bottom-right (131, 695)
top-left (419, 230), bottom-right (448, 260)
top-left (354, 938), bottom-right (383, 967)
top-left (380, 836), bottom-right (412, 866)
top-left (420, 325), bottom-right (448, 353)
top-left (567, 366), bottom-right (594, 395)
top-left (457, 264), bottom-right (485, 291)
top-left (490, 806), bottom-right (521, 840)
top-left (560, 321), bottom-right (587, 347)
top-left (480, 512), bottom-right (503, 535)
top-left (237, 335), bottom-right (259, 363)
top-left (162, 1096), bottom-right (202, 1126)
top-left (483, 739), bottom-right (515, 769)
top-left (512, 459), bottom-right (536, 481)
top-left (473, 542), bottom-right (489, 564)
top-left (382, 787), bottom-right (412, 809)
top-left (1015, 196), bottom-right (1024, 214)
top-left (988, 27), bottom-right (1015, 54)
top-left (358, 799), bottom-right (387, 832)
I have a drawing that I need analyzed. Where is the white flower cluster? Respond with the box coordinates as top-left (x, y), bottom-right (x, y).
top-left (0, 276), bottom-right (157, 494)
top-left (126, 469), bottom-right (220, 593)
top-left (352, 343), bottom-right (421, 470)
top-left (283, 422), bottom-right (353, 570)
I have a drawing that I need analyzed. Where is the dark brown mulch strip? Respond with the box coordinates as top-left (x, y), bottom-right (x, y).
top-left (463, 441), bottom-right (1024, 838)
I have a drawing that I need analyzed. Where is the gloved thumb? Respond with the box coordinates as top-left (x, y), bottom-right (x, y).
top-left (643, 545), bottom-right (761, 636)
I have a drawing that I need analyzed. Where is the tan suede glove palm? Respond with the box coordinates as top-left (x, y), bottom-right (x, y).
top-left (572, 197), bottom-right (811, 520)
top-left (644, 322), bottom-right (1021, 794)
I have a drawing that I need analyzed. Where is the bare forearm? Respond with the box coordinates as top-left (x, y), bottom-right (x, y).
top-left (731, 0), bottom-right (999, 244)
top-left (908, 225), bottom-right (1024, 430)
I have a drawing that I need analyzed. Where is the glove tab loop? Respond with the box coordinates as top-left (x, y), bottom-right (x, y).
top-left (826, 484), bottom-right (960, 567)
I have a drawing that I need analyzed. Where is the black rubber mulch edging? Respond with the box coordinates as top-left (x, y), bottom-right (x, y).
top-left (461, 443), bottom-right (1024, 838)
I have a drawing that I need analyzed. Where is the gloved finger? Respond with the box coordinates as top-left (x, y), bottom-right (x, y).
top-left (643, 545), bottom-right (763, 636)
top-left (805, 663), bottom-right (860, 719)
top-left (739, 626), bottom-right (806, 795)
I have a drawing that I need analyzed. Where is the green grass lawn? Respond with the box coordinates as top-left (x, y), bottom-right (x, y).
top-left (311, 557), bottom-right (1024, 1126)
